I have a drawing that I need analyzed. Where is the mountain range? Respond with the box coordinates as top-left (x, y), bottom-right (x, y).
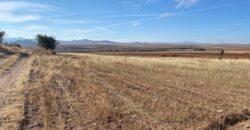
top-left (5, 38), bottom-right (248, 48)
top-left (5, 38), bottom-right (122, 48)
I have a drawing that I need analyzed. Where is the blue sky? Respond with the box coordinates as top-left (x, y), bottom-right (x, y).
top-left (0, 0), bottom-right (250, 43)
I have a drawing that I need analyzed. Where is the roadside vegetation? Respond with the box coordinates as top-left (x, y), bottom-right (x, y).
top-left (0, 54), bottom-right (21, 74)
top-left (36, 34), bottom-right (59, 50)
top-left (31, 34), bottom-right (59, 55)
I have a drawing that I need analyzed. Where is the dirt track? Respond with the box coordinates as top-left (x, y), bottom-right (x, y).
top-left (0, 54), bottom-right (30, 130)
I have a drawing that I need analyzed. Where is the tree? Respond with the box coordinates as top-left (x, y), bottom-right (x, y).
top-left (36, 34), bottom-right (59, 50)
top-left (219, 49), bottom-right (224, 60)
top-left (0, 30), bottom-right (5, 44)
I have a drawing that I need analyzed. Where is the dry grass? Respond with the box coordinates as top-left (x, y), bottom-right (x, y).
top-left (0, 54), bottom-right (21, 75)
top-left (0, 45), bottom-right (23, 53)
top-left (23, 53), bottom-right (250, 130)
top-left (31, 48), bottom-right (56, 55)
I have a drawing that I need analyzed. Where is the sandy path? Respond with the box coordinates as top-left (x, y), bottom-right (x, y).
top-left (0, 55), bottom-right (30, 130)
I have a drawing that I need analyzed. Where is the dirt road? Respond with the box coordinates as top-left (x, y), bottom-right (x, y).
top-left (0, 54), bottom-right (30, 130)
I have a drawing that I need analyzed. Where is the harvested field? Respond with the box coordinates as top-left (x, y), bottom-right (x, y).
top-left (97, 51), bottom-right (250, 59)
top-left (21, 53), bottom-right (250, 130)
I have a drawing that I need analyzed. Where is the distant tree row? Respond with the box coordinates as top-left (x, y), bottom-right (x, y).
top-left (0, 29), bottom-right (59, 50)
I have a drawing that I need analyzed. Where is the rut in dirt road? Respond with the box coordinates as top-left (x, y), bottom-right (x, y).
top-left (0, 54), bottom-right (30, 130)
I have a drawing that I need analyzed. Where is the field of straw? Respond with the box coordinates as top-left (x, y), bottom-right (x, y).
top-left (22, 53), bottom-right (250, 130)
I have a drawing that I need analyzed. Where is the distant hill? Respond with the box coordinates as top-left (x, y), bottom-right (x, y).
top-left (5, 38), bottom-right (249, 50)
top-left (5, 38), bottom-right (36, 48)
top-left (5, 38), bottom-right (122, 48)
top-left (60, 39), bottom-right (120, 45)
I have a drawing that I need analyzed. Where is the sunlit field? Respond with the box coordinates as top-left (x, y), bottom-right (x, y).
top-left (1, 1), bottom-right (250, 129)
top-left (20, 53), bottom-right (250, 130)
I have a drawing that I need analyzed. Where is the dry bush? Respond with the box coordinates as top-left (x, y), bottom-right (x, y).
top-left (0, 45), bottom-right (15, 54)
top-left (4, 46), bottom-right (21, 52)
top-left (0, 45), bottom-right (27, 55)
top-left (0, 54), bottom-right (21, 74)
top-left (31, 47), bottom-right (56, 55)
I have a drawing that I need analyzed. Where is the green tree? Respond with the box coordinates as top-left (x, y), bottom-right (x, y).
top-left (36, 34), bottom-right (59, 50)
top-left (0, 30), bottom-right (5, 44)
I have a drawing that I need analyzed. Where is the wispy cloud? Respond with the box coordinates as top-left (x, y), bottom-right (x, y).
top-left (0, 1), bottom-right (52, 11)
top-left (0, 12), bottom-right (41, 23)
top-left (46, 18), bottom-right (98, 24)
top-left (58, 1), bottom-right (250, 40)
top-left (56, 28), bottom-right (114, 40)
top-left (145, 0), bottom-right (159, 4)
top-left (99, 12), bottom-right (180, 29)
top-left (0, 1), bottom-right (53, 23)
top-left (58, 13), bottom-right (181, 39)
top-left (25, 25), bottom-right (47, 30)
top-left (55, 18), bottom-right (151, 40)
top-left (103, 14), bottom-right (157, 18)
top-left (175, 0), bottom-right (200, 8)
top-left (131, 21), bottom-right (141, 27)
top-left (3, 29), bottom-right (44, 39)
top-left (3, 24), bottom-right (48, 38)
top-left (212, 24), bottom-right (247, 27)
top-left (122, 0), bottom-right (159, 7)
top-left (97, 18), bottom-right (154, 29)
top-left (159, 12), bottom-right (182, 18)
top-left (122, 0), bottom-right (159, 11)
top-left (182, 1), bottom-right (250, 14)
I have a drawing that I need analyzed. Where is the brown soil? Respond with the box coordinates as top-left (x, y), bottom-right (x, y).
top-left (99, 51), bottom-right (250, 59)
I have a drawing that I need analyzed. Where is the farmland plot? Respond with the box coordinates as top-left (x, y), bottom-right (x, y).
top-left (22, 54), bottom-right (250, 130)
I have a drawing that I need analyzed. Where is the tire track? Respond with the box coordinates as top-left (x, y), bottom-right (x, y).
top-left (92, 62), bottom-right (245, 110)
top-left (0, 54), bottom-right (29, 130)
top-left (91, 64), bottom-right (232, 111)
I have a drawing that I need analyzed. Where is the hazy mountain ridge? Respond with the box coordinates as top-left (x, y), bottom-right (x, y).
top-left (4, 38), bottom-right (250, 49)
top-left (60, 39), bottom-right (120, 45)
top-left (5, 38), bottom-right (123, 48)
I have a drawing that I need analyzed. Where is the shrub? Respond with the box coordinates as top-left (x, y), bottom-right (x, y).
top-left (36, 34), bottom-right (59, 50)
top-left (31, 47), bottom-right (56, 55)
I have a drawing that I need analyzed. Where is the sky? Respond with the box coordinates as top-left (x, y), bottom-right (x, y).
top-left (0, 0), bottom-right (250, 43)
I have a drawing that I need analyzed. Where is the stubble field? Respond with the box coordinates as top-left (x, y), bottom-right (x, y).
top-left (19, 53), bottom-right (250, 130)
